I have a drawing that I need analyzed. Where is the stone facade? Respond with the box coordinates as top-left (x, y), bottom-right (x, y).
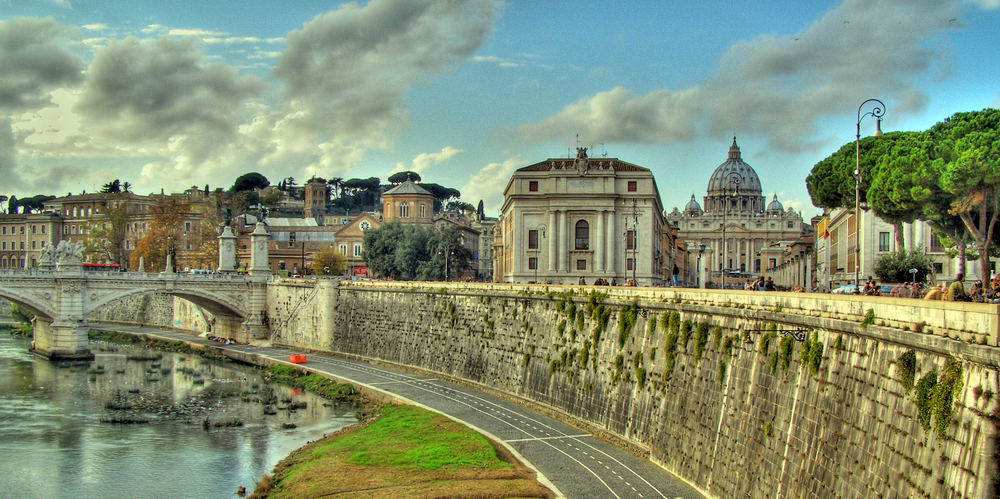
top-left (496, 148), bottom-right (672, 286)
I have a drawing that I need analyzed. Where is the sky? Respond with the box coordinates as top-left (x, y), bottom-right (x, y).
top-left (2, 0), bottom-right (999, 219)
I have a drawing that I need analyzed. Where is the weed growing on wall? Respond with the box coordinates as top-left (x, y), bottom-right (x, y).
top-left (898, 350), bottom-right (917, 393)
top-left (667, 311), bottom-right (680, 337)
top-left (579, 341), bottom-right (590, 368)
top-left (832, 334), bottom-right (844, 350)
top-left (647, 316), bottom-right (657, 335)
top-left (557, 319), bottom-right (567, 339)
top-left (662, 327), bottom-right (679, 380)
top-left (718, 359), bottom-right (728, 386)
top-left (915, 370), bottom-right (938, 431)
top-left (617, 299), bottom-right (639, 348)
top-left (576, 311), bottom-right (584, 332)
top-left (693, 322), bottom-right (710, 364)
top-left (713, 325), bottom-right (722, 348)
top-left (759, 328), bottom-right (777, 356)
top-left (933, 359), bottom-right (963, 438)
top-left (800, 333), bottom-right (824, 375)
top-left (680, 320), bottom-right (693, 348)
top-left (861, 308), bottom-right (875, 327)
top-left (649, 347), bottom-right (657, 361)
top-left (523, 353), bottom-right (531, 366)
top-left (769, 352), bottom-right (779, 374)
top-left (637, 367), bottom-right (647, 388)
top-left (612, 354), bottom-right (624, 384)
top-left (763, 421), bottom-right (772, 436)
top-left (779, 335), bottom-right (795, 373)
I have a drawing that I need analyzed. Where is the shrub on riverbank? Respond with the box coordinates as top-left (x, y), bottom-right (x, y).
top-left (264, 365), bottom-right (357, 402)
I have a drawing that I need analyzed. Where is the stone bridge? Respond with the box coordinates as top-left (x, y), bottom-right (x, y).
top-left (0, 222), bottom-right (274, 359)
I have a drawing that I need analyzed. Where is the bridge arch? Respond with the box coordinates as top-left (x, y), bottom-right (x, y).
top-left (87, 286), bottom-right (247, 319)
top-left (0, 288), bottom-right (55, 320)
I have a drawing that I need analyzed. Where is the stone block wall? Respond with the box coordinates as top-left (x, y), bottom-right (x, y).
top-left (270, 281), bottom-right (999, 498)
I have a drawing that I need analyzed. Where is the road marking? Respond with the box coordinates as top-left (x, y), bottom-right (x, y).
top-left (504, 434), bottom-right (591, 443)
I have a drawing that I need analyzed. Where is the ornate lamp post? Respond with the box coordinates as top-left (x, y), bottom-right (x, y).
top-left (855, 98), bottom-right (885, 290)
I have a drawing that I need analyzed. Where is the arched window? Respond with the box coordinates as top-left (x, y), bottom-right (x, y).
top-left (575, 220), bottom-right (589, 250)
top-left (419, 204), bottom-right (426, 218)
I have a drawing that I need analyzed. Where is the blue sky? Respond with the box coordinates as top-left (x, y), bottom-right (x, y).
top-left (2, 0), bottom-right (998, 218)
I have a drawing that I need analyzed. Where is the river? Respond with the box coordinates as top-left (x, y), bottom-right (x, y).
top-left (0, 332), bottom-right (359, 498)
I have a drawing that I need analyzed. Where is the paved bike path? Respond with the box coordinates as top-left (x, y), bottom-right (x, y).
top-left (95, 325), bottom-right (701, 499)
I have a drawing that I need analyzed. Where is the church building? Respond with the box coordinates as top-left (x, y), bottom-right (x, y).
top-left (666, 138), bottom-right (811, 287)
top-left (495, 148), bottom-right (670, 285)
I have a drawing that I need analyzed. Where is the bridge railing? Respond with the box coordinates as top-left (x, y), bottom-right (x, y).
top-left (0, 268), bottom-right (252, 282)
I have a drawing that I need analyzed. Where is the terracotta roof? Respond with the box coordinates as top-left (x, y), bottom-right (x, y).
top-left (516, 158), bottom-right (650, 173)
top-left (383, 179), bottom-right (433, 196)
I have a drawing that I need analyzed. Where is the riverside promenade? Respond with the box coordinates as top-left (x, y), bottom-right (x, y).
top-left (92, 323), bottom-right (701, 499)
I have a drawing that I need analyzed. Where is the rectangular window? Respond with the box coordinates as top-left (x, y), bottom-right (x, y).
top-left (2, 242), bottom-right (5, 250)
top-left (933, 262), bottom-right (943, 274)
top-left (627, 181), bottom-right (637, 192)
top-left (185, 222), bottom-right (191, 233)
top-left (626, 258), bottom-right (633, 271)
top-left (930, 234), bottom-right (944, 252)
top-left (528, 257), bottom-right (537, 270)
top-left (528, 229), bottom-right (538, 249)
top-left (787, 222), bottom-right (794, 229)
top-left (339, 244), bottom-right (348, 255)
top-left (41, 226), bottom-right (44, 234)
top-left (528, 181), bottom-right (538, 192)
top-left (576, 259), bottom-right (586, 270)
top-left (31, 225), bottom-right (36, 234)
top-left (19, 242), bottom-right (24, 250)
top-left (353, 243), bottom-right (362, 257)
top-left (1, 227), bottom-right (5, 234)
top-left (31, 241), bottom-right (36, 249)
top-left (878, 232), bottom-right (890, 252)
top-left (289, 232), bottom-right (296, 242)
top-left (626, 230), bottom-right (635, 250)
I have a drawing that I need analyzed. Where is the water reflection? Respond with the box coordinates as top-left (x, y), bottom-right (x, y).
top-left (0, 334), bottom-right (358, 499)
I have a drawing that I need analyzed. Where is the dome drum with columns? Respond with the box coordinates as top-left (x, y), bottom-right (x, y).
top-left (666, 138), bottom-right (810, 287)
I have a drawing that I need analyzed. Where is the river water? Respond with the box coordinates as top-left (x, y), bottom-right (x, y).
top-left (0, 333), bottom-right (359, 498)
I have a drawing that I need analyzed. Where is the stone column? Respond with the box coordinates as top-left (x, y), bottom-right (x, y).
top-left (217, 225), bottom-right (237, 272)
top-left (605, 211), bottom-right (615, 276)
top-left (595, 209), bottom-right (605, 273)
top-left (249, 222), bottom-right (270, 276)
top-left (548, 211), bottom-right (557, 271)
top-left (31, 279), bottom-right (93, 360)
top-left (558, 211), bottom-right (568, 272)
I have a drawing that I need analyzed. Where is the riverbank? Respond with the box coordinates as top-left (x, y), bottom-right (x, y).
top-left (84, 328), bottom-right (554, 497)
top-left (252, 403), bottom-right (554, 498)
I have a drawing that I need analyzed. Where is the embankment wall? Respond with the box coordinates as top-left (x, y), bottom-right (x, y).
top-left (266, 280), bottom-right (999, 498)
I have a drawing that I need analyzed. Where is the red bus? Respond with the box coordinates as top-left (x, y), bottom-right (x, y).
top-left (82, 263), bottom-right (122, 272)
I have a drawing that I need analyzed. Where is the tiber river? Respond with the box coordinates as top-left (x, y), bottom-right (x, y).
top-left (0, 333), bottom-right (358, 498)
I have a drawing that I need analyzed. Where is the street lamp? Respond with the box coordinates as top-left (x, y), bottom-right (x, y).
top-left (439, 244), bottom-right (455, 281)
top-left (855, 98), bottom-right (885, 290)
top-left (720, 172), bottom-right (741, 288)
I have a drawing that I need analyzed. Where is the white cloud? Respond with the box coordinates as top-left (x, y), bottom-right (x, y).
top-left (391, 146), bottom-right (463, 175)
top-left (273, 0), bottom-right (499, 163)
top-left (168, 28), bottom-right (225, 37)
top-left (519, 0), bottom-right (962, 153)
top-left (459, 156), bottom-right (526, 214)
top-left (83, 24), bottom-right (107, 31)
top-left (968, 0), bottom-right (1000, 9)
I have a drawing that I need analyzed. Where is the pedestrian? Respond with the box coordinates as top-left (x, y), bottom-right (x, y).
top-left (671, 264), bottom-right (679, 287)
top-left (948, 272), bottom-right (971, 301)
top-left (764, 277), bottom-right (775, 291)
top-left (924, 284), bottom-right (946, 300)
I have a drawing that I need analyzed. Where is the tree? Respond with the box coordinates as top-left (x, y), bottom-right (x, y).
top-left (83, 200), bottom-right (129, 265)
top-left (388, 171), bottom-right (421, 184)
top-left (873, 249), bottom-right (934, 284)
top-left (100, 179), bottom-right (122, 193)
top-left (129, 198), bottom-right (190, 272)
top-left (445, 200), bottom-right (475, 213)
top-left (230, 172), bottom-right (270, 193)
top-left (930, 109), bottom-right (1000, 283)
top-left (6, 195), bottom-right (16, 214)
top-left (328, 177), bottom-right (343, 200)
top-left (362, 222), bottom-right (472, 281)
top-left (310, 247), bottom-right (348, 275)
top-left (13, 195), bottom-right (54, 214)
